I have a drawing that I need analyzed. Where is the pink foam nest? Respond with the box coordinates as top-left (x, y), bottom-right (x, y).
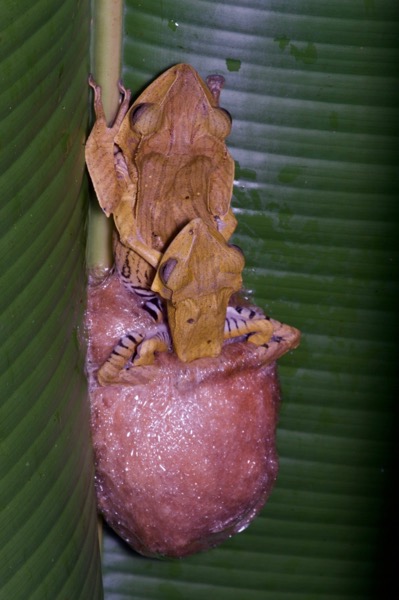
top-left (86, 273), bottom-right (300, 557)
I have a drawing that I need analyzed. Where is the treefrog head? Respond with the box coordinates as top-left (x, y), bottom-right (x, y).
top-left (116, 63), bottom-right (233, 157)
top-left (151, 218), bottom-right (244, 362)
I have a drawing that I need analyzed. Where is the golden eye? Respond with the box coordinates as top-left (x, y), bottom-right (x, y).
top-left (130, 102), bottom-right (161, 135)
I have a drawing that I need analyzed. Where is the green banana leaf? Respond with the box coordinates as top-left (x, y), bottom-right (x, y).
top-left (1, 0), bottom-right (398, 598)
top-left (0, 1), bottom-right (102, 598)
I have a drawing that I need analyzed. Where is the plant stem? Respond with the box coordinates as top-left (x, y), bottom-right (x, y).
top-left (86, 0), bottom-right (124, 278)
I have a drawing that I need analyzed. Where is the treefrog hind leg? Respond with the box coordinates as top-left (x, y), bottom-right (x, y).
top-left (96, 295), bottom-right (171, 384)
top-left (97, 326), bottom-right (171, 384)
top-left (132, 326), bottom-right (170, 367)
top-left (97, 332), bottom-right (145, 385)
top-left (224, 306), bottom-right (274, 346)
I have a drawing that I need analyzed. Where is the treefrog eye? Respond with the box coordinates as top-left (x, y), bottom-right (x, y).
top-left (159, 258), bottom-right (178, 285)
top-left (208, 107), bottom-right (232, 139)
top-left (130, 102), bottom-right (161, 135)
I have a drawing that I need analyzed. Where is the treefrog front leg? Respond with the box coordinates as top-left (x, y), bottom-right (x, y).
top-left (112, 200), bottom-right (162, 269)
top-left (86, 78), bottom-right (161, 269)
top-left (85, 76), bottom-right (132, 217)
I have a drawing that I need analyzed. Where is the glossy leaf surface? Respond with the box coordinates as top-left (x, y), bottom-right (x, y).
top-left (0, 1), bottom-right (103, 598)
